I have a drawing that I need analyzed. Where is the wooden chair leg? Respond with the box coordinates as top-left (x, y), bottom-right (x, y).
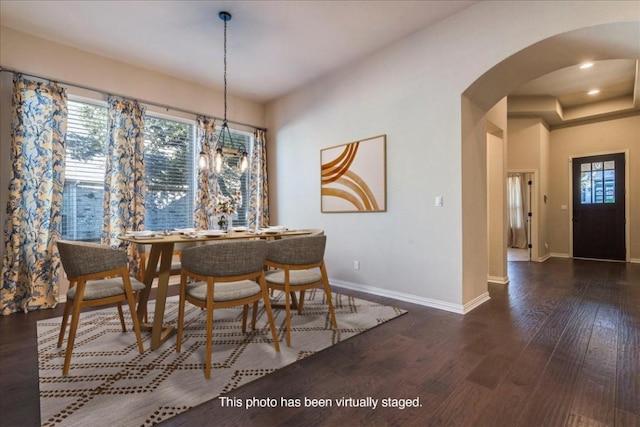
top-left (290, 292), bottom-right (300, 314)
top-left (116, 302), bottom-right (127, 332)
top-left (123, 279), bottom-right (144, 354)
top-left (321, 264), bottom-right (338, 329)
top-left (204, 279), bottom-right (216, 379)
top-left (284, 272), bottom-right (292, 347)
top-left (205, 302), bottom-right (214, 379)
top-left (63, 293), bottom-right (85, 376)
top-left (260, 275), bottom-right (280, 352)
top-left (241, 305), bottom-right (249, 333)
top-left (132, 290), bottom-right (147, 324)
top-left (297, 290), bottom-right (305, 314)
top-left (251, 301), bottom-right (258, 329)
top-left (176, 274), bottom-right (187, 353)
top-left (57, 300), bottom-right (73, 348)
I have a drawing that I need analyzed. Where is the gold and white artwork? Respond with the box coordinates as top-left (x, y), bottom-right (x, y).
top-left (321, 135), bottom-right (386, 213)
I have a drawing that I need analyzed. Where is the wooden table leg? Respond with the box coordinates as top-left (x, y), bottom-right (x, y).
top-left (151, 243), bottom-right (175, 350)
top-left (271, 292), bottom-right (299, 310)
top-left (136, 245), bottom-right (160, 323)
top-left (136, 242), bottom-right (176, 350)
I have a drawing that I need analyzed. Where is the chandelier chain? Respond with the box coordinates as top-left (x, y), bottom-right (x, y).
top-left (223, 16), bottom-right (228, 123)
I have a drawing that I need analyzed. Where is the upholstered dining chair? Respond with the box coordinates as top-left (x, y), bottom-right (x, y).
top-left (267, 229), bottom-right (324, 305)
top-left (56, 240), bottom-right (145, 375)
top-left (264, 234), bottom-right (338, 346)
top-left (176, 239), bottom-right (280, 379)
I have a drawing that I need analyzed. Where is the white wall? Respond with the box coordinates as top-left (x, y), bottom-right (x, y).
top-left (485, 98), bottom-right (509, 285)
top-left (487, 131), bottom-right (507, 283)
top-left (266, 1), bottom-right (640, 312)
top-left (549, 115), bottom-right (639, 260)
top-left (507, 118), bottom-right (550, 261)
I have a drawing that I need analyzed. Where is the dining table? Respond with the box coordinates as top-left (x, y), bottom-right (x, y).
top-left (120, 228), bottom-right (312, 350)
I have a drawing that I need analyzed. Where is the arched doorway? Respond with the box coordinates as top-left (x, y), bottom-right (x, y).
top-left (461, 22), bottom-right (640, 304)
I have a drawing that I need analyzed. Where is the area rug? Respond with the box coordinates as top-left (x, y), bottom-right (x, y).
top-left (37, 290), bottom-right (406, 426)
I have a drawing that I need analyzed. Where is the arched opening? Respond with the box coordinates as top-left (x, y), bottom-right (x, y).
top-left (461, 22), bottom-right (640, 305)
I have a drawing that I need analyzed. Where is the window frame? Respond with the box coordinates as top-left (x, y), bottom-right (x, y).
top-left (61, 96), bottom-right (109, 242)
top-left (143, 110), bottom-right (198, 231)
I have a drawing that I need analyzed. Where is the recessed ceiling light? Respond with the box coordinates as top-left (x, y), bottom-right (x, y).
top-left (580, 62), bottom-right (594, 69)
top-left (588, 89), bottom-right (600, 95)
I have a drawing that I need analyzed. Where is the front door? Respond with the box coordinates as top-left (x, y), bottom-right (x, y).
top-left (572, 153), bottom-right (626, 261)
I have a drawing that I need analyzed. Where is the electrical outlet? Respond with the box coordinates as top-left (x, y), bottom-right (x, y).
top-left (545, 243), bottom-right (549, 249)
top-left (354, 260), bottom-right (360, 270)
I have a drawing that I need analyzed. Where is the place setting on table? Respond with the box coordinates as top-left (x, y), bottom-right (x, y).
top-left (122, 225), bottom-right (301, 242)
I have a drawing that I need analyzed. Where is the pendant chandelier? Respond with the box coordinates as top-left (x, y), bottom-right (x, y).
top-left (199, 11), bottom-right (249, 175)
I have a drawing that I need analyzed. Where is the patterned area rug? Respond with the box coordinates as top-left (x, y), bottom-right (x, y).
top-left (37, 290), bottom-right (406, 426)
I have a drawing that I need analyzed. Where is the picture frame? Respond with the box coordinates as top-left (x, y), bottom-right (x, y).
top-left (320, 134), bottom-right (387, 213)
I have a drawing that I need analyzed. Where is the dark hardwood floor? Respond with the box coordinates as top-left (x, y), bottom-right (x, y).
top-left (1, 258), bottom-right (638, 426)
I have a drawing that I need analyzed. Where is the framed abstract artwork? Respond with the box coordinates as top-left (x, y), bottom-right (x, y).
top-left (320, 134), bottom-right (387, 213)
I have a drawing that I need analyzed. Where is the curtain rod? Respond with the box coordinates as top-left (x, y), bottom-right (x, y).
top-left (0, 67), bottom-right (267, 132)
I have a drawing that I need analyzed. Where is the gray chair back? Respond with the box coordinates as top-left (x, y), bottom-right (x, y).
top-left (181, 240), bottom-right (267, 277)
top-left (266, 235), bottom-right (326, 266)
top-left (57, 240), bottom-right (127, 278)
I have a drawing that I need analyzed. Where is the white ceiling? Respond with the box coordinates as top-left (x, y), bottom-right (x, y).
top-left (509, 58), bottom-right (639, 126)
top-left (0, 0), bottom-right (479, 103)
top-left (513, 59), bottom-right (636, 108)
top-left (1, 0), bottom-right (638, 126)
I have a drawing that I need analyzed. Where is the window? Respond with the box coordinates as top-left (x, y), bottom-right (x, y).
top-left (61, 99), bottom-right (249, 237)
top-left (580, 160), bottom-right (615, 204)
top-left (61, 100), bottom-right (108, 242)
top-left (144, 114), bottom-right (195, 230)
top-left (214, 130), bottom-right (252, 226)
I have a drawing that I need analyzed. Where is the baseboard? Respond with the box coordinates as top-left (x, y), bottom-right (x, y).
top-left (535, 254), bottom-right (552, 262)
top-left (463, 292), bottom-right (491, 314)
top-left (487, 275), bottom-right (509, 285)
top-left (330, 279), bottom-right (479, 315)
top-left (550, 253), bottom-right (637, 263)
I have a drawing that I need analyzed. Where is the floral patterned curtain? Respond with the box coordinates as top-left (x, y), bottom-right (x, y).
top-left (103, 97), bottom-right (146, 273)
top-left (194, 116), bottom-right (217, 230)
top-left (248, 129), bottom-right (269, 228)
top-left (1, 76), bottom-right (68, 315)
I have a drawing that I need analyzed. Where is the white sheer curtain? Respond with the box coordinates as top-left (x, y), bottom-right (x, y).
top-left (507, 174), bottom-right (528, 248)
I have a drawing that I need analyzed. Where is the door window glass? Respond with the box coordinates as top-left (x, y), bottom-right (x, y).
top-left (580, 160), bottom-right (615, 204)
